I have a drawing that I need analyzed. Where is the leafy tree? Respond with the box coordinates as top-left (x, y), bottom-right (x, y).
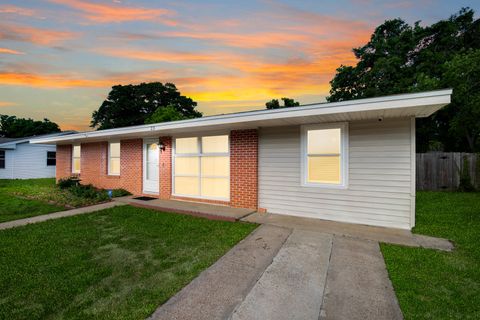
top-left (145, 105), bottom-right (188, 124)
top-left (326, 8), bottom-right (480, 152)
top-left (91, 82), bottom-right (202, 130)
top-left (0, 115), bottom-right (60, 138)
top-left (266, 97), bottom-right (300, 109)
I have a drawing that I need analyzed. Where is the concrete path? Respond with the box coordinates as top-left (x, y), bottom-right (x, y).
top-left (320, 236), bottom-right (403, 320)
top-left (230, 230), bottom-right (332, 320)
top-left (244, 212), bottom-right (453, 251)
top-left (0, 201), bottom-right (126, 230)
top-left (148, 225), bottom-right (292, 320)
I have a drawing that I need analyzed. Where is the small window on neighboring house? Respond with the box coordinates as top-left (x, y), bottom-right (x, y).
top-left (47, 151), bottom-right (56, 166)
top-left (0, 150), bottom-right (5, 169)
top-left (302, 123), bottom-right (348, 188)
top-left (72, 145), bottom-right (81, 173)
top-left (108, 142), bottom-right (120, 175)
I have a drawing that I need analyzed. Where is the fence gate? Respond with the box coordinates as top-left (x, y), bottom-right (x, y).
top-left (416, 152), bottom-right (479, 191)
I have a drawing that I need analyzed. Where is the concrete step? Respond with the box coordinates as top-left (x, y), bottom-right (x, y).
top-left (230, 230), bottom-right (333, 320)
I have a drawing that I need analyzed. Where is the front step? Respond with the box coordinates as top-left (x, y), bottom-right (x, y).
top-left (230, 230), bottom-right (333, 320)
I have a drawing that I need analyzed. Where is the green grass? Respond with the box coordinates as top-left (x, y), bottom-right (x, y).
top-left (0, 178), bottom-right (114, 223)
top-left (0, 205), bottom-right (257, 320)
top-left (0, 179), bottom-right (66, 222)
top-left (381, 191), bottom-right (480, 319)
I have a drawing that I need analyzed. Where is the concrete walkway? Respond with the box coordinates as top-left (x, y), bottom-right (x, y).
top-left (115, 196), bottom-right (255, 222)
top-left (244, 212), bottom-right (453, 251)
top-left (150, 224), bottom-right (406, 320)
top-left (0, 201), bottom-right (125, 230)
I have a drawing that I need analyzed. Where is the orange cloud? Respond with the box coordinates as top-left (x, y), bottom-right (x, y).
top-left (0, 101), bottom-right (16, 107)
top-left (0, 47), bottom-right (24, 55)
top-left (0, 23), bottom-right (78, 46)
top-left (0, 72), bottom-right (112, 88)
top-left (49, 0), bottom-right (174, 23)
top-left (95, 48), bottom-right (226, 64)
top-left (0, 5), bottom-right (35, 16)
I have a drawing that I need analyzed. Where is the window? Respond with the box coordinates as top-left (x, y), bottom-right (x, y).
top-left (173, 135), bottom-right (229, 199)
top-left (108, 142), bottom-right (120, 175)
top-left (0, 150), bottom-right (5, 169)
top-left (47, 151), bottom-right (56, 166)
top-left (302, 123), bottom-right (348, 188)
top-left (72, 145), bottom-right (81, 173)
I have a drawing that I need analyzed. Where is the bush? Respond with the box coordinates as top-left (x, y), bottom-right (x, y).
top-left (57, 177), bottom-right (80, 189)
top-left (68, 184), bottom-right (109, 201)
top-left (111, 189), bottom-right (131, 197)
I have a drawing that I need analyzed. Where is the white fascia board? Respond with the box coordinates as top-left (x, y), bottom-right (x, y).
top-left (31, 89), bottom-right (452, 145)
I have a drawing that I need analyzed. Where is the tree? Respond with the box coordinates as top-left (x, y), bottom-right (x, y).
top-left (0, 115), bottom-right (60, 138)
top-left (91, 82), bottom-right (202, 130)
top-left (326, 8), bottom-right (480, 152)
top-left (145, 105), bottom-right (188, 124)
top-left (266, 97), bottom-right (300, 109)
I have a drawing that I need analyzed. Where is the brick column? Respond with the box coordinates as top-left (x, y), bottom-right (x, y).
top-left (56, 144), bottom-right (72, 181)
top-left (230, 129), bottom-right (258, 209)
top-left (159, 136), bottom-right (172, 199)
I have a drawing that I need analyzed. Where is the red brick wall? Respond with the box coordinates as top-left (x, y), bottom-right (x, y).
top-left (55, 131), bottom-right (259, 209)
top-left (159, 136), bottom-right (172, 199)
top-left (56, 144), bottom-right (72, 181)
top-left (57, 139), bottom-right (143, 195)
top-left (230, 129), bottom-right (258, 209)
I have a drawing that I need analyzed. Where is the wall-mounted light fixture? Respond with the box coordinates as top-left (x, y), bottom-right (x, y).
top-left (159, 142), bottom-right (165, 151)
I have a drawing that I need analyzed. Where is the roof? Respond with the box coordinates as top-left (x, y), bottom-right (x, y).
top-left (0, 131), bottom-right (76, 149)
top-left (31, 89), bottom-right (452, 145)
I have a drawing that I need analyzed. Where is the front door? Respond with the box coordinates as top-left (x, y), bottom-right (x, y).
top-left (143, 139), bottom-right (159, 194)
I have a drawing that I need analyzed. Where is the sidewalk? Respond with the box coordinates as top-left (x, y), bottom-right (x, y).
top-left (0, 202), bottom-right (126, 230)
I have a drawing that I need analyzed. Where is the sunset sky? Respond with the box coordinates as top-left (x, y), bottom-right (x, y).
top-left (0, 0), bottom-right (478, 131)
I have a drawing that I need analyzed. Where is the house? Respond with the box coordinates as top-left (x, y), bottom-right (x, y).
top-left (0, 132), bottom-right (76, 179)
top-left (31, 89), bottom-right (452, 229)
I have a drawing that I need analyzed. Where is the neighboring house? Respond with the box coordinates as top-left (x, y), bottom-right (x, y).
top-left (31, 90), bottom-right (452, 230)
top-left (0, 132), bottom-right (76, 179)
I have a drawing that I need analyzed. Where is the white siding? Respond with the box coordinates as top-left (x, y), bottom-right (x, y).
top-left (0, 143), bottom-right (56, 179)
top-left (0, 150), bottom-right (14, 179)
top-left (259, 118), bottom-right (414, 229)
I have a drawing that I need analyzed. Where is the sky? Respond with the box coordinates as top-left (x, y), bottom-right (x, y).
top-left (0, 0), bottom-right (478, 131)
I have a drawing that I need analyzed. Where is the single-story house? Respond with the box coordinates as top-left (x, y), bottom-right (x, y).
top-left (31, 89), bottom-right (452, 229)
top-left (0, 132), bottom-right (76, 179)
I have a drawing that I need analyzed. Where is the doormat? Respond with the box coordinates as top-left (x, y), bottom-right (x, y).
top-left (133, 196), bottom-right (157, 201)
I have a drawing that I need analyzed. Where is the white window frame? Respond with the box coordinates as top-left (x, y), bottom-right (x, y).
top-left (301, 122), bottom-right (349, 189)
top-left (72, 144), bottom-right (81, 174)
top-left (172, 134), bottom-right (230, 201)
top-left (108, 141), bottom-right (121, 176)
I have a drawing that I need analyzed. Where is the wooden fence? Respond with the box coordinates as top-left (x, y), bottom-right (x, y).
top-left (416, 152), bottom-right (479, 191)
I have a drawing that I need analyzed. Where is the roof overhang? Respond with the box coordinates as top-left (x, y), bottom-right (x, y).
top-left (31, 89), bottom-right (452, 145)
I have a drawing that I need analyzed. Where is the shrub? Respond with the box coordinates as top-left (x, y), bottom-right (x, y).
top-left (111, 189), bottom-right (131, 197)
top-left (68, 184), bottom-right (109, 201)
top-left (57, 177), bottom-right (80, 189)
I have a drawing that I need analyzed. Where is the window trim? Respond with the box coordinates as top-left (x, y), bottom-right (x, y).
top-left (107, 141), bottom-right (121, 176)
top-left (0, 150), bottom-right (5, 169)
top-left (46, 151), bottom-right (56, 167)
top-left (300, 122), bottom-right (349, 189)
top-left (172, 134), bottom-right (230, 201)
top-left (72, 144), bottom-right (81, 174)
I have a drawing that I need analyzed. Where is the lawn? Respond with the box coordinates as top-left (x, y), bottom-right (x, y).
top-left (0, 205), bottom-right (257, 320)
top-left (0, 178), bottom-right (121, 223)
top-left (0, 179), bottom-right (66, 222)
top-left (381, 191), bottom-right (480, 319)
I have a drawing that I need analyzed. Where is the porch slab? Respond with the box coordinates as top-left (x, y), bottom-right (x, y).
top-left (243, 212), bottom-right (453, 251)
top-left (114, 196), bottom-right (256, 222)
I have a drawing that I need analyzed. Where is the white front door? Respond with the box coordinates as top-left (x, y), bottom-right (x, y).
top-left (143, 139), bottom-right (160, 194)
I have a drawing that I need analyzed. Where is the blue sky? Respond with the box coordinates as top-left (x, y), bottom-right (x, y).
top-left (0, 0), bottom-right (478, 130)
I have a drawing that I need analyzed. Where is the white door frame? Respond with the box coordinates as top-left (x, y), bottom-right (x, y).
top-left (142, 138), bottom-right (160, 195)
